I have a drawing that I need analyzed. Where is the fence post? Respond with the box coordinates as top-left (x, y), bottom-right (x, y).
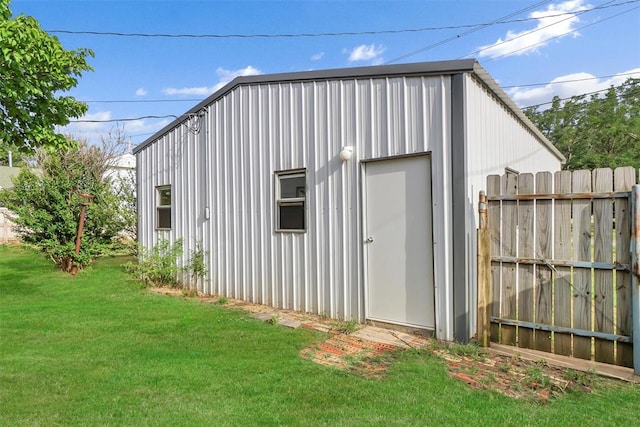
top-left (477, 191), bottom-right (491, 347)
top-left (632, 185), bottom-right (640, 375)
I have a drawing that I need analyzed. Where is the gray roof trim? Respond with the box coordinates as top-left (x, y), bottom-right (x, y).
top-left (134, 59), bottom-right (564, 163)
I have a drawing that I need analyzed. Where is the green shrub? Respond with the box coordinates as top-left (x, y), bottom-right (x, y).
top-left (184, 242), bottom-right (207, 292)
top-left (0, 142), bottom-right (135, 272)
top-left (125, 238), bottom-right (183, 287)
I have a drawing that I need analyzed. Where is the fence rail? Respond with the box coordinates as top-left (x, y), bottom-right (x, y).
top-left (478, 167), bottom-right (640, 372)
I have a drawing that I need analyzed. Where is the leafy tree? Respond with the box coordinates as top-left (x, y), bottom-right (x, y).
top-left (0, 141), bottom-right (134, 272)
top-left (0, 0), bottom-right (93, 153)
top-left (524, 78), bottom-right (640, 170)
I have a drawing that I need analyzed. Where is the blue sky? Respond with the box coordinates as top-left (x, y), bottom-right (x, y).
top-left (9, 0), bottom-right (640, 147)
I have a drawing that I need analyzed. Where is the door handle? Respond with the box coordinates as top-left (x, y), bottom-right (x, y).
top-left (365, 237), bottom-right (374, 243)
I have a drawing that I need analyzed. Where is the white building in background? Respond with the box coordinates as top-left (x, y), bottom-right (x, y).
top-left (106, 151), bottom-right (136, 184)
top-left (0, 166), bottom-right (22, 244)
top-left (133, 60), bottom-right (564, 342)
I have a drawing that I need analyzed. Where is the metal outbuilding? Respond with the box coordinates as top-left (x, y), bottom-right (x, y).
top-left (134, 59), bottom-right (564, 342)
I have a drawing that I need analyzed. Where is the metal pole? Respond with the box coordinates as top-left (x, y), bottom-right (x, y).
top-left (71, 193), bottom-right (94, 275)
top-left (74, 203), bottom-right (88, 255)
top-left (631, 185), bottom-right (640, 375)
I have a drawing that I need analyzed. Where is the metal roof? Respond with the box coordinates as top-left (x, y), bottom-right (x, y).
top-left (134, 59), bottom-right (564, 161)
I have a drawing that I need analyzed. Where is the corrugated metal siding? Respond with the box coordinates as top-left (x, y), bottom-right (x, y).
top-left (137, 75), bottom-right (452, 322)
top-left (463, 74), bottom-right (563, 337)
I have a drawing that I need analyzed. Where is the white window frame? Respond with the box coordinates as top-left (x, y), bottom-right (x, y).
top-left (275, 170), bottom-right (306, 232)
top-left (156, 185), bottom-right (172, 230)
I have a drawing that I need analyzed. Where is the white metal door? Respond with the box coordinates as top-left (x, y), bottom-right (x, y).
top-left (365, 155), bottom-right (434, 328)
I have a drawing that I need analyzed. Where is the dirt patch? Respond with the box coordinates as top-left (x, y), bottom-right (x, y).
top-left (298, 336), bottom-right (603, 402)
top-left (300, 334), bottom-right (399, 378)
top-left (432, 344), bottom-right (604, 403)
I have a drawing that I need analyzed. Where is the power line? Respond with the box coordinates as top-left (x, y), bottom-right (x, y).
top-left (82, 99), bottom-right (202, 104)
top-left (522, 82), bottom-right (635, 109)
top-left (69, 114), bottom-right (178, 123)
top-left (46, 0), bottom-right (638, 40)
top-left (501, 72), bottom-right (640, 89)
top-left (70, 77), bottom-right (639, 124)
top-left (387, 0), bottom-right (638, 64)
top-left (482, 4), bottom-right (640, 62)
top-left (74, 72), bottom-right (639, 105)
top-left (386, 0), bottom-right (553, 64)
top-left (463, 0), bottom-right (616, 60)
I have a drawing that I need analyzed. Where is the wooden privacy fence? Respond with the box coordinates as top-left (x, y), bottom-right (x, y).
top-left (477, 167), bottom-right (640, 373)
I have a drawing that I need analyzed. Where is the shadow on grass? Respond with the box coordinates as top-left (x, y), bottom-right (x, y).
top-left (0, 246), bottom-right (55, 293)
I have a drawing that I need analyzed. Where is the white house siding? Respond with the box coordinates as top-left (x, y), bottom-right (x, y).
top-left (0, 208), bottom-right (18, 244)
top-left (463, 74), bottom-right (563, 337)
top-left (137, 75), bottom-right (452, 324)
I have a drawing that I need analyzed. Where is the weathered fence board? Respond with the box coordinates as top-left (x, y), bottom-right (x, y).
top-left (501, 173), bottom-right (518, 346)
top-left (615, 167), bottom-right (634, 366)
top-left (484, 167), bottom-right (637, 369)
top-left (593, 168), bottom-right (614, 364)
top-left (518, 174), bottom-right (535, 349)
top-left (488, 176), bottom-right (501, 343)
top-left (572, 170), bottom-right (593, 361)
top-left (553, 171), bottom-right (572, 356)
top-left (535, 172), bottom-right (552, 352)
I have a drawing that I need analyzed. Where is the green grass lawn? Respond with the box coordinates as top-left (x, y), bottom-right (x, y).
top-left (1, 245), bottom-right (639, 426)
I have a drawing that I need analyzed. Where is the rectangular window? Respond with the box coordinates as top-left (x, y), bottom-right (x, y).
top-left (156, 186), bottom-right (171, 229)
top-left (276, 171), bottom-right (306, 232)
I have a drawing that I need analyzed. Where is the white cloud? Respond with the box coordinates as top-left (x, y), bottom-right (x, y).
top-left (163, 65), bottom-right (263, 96)
top-left (478, 0), bottom-right (590, 59)
top-left (311, 52), bottom-right (325, 61)
top-left (135, 88), bottom-right (147, 97)
top-left (163, 86), bottom-right (214, 96)
top-left (508, 68), bottom-right (640, 108)
top-left (212, 65), bottom-right (262, 91)
top-left (346, 44), bottom-right (386, 62)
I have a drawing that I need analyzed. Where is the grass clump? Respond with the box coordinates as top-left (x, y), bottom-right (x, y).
top-left (331, 319), bottom-right (360, 334)
top-left (448, 342), bottom-right (486, 360)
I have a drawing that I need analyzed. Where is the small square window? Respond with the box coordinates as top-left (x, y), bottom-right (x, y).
top-left (276, 171), bottom-right (306, 232)
top-left (157, 186), bottom-right (171, 229)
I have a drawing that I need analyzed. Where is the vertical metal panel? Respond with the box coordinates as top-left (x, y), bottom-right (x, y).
top-left (428, 77), bottom-right (453, 340)
top-left (136, 75), bottom-right (452, 324)
top-left (451, 73), bottom-right (468, 342)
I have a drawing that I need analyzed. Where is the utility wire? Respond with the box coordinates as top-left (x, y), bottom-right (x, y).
top-left (483, 4), bottom-right (640, 62)
top-left (69, 114), bottom-right (178, 123)
top-left (70, 79), bottom-right (639, 124)
top-left (501, 71), bottom-right (640, 88)
top-left (75, 72), bottom-right (640, 104)
top-left (385, 0), bottom-right (553, 64)
top-left (522, 82), bottom-right (637, 109)
top-left (388, 0), bottom-right (638, 64)
top-left (82, 99), bottom-right (202, 104)
top-left (46, 1), bottom-right (638, 39)
top-left (462, 0), bottom-right (616, 60)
